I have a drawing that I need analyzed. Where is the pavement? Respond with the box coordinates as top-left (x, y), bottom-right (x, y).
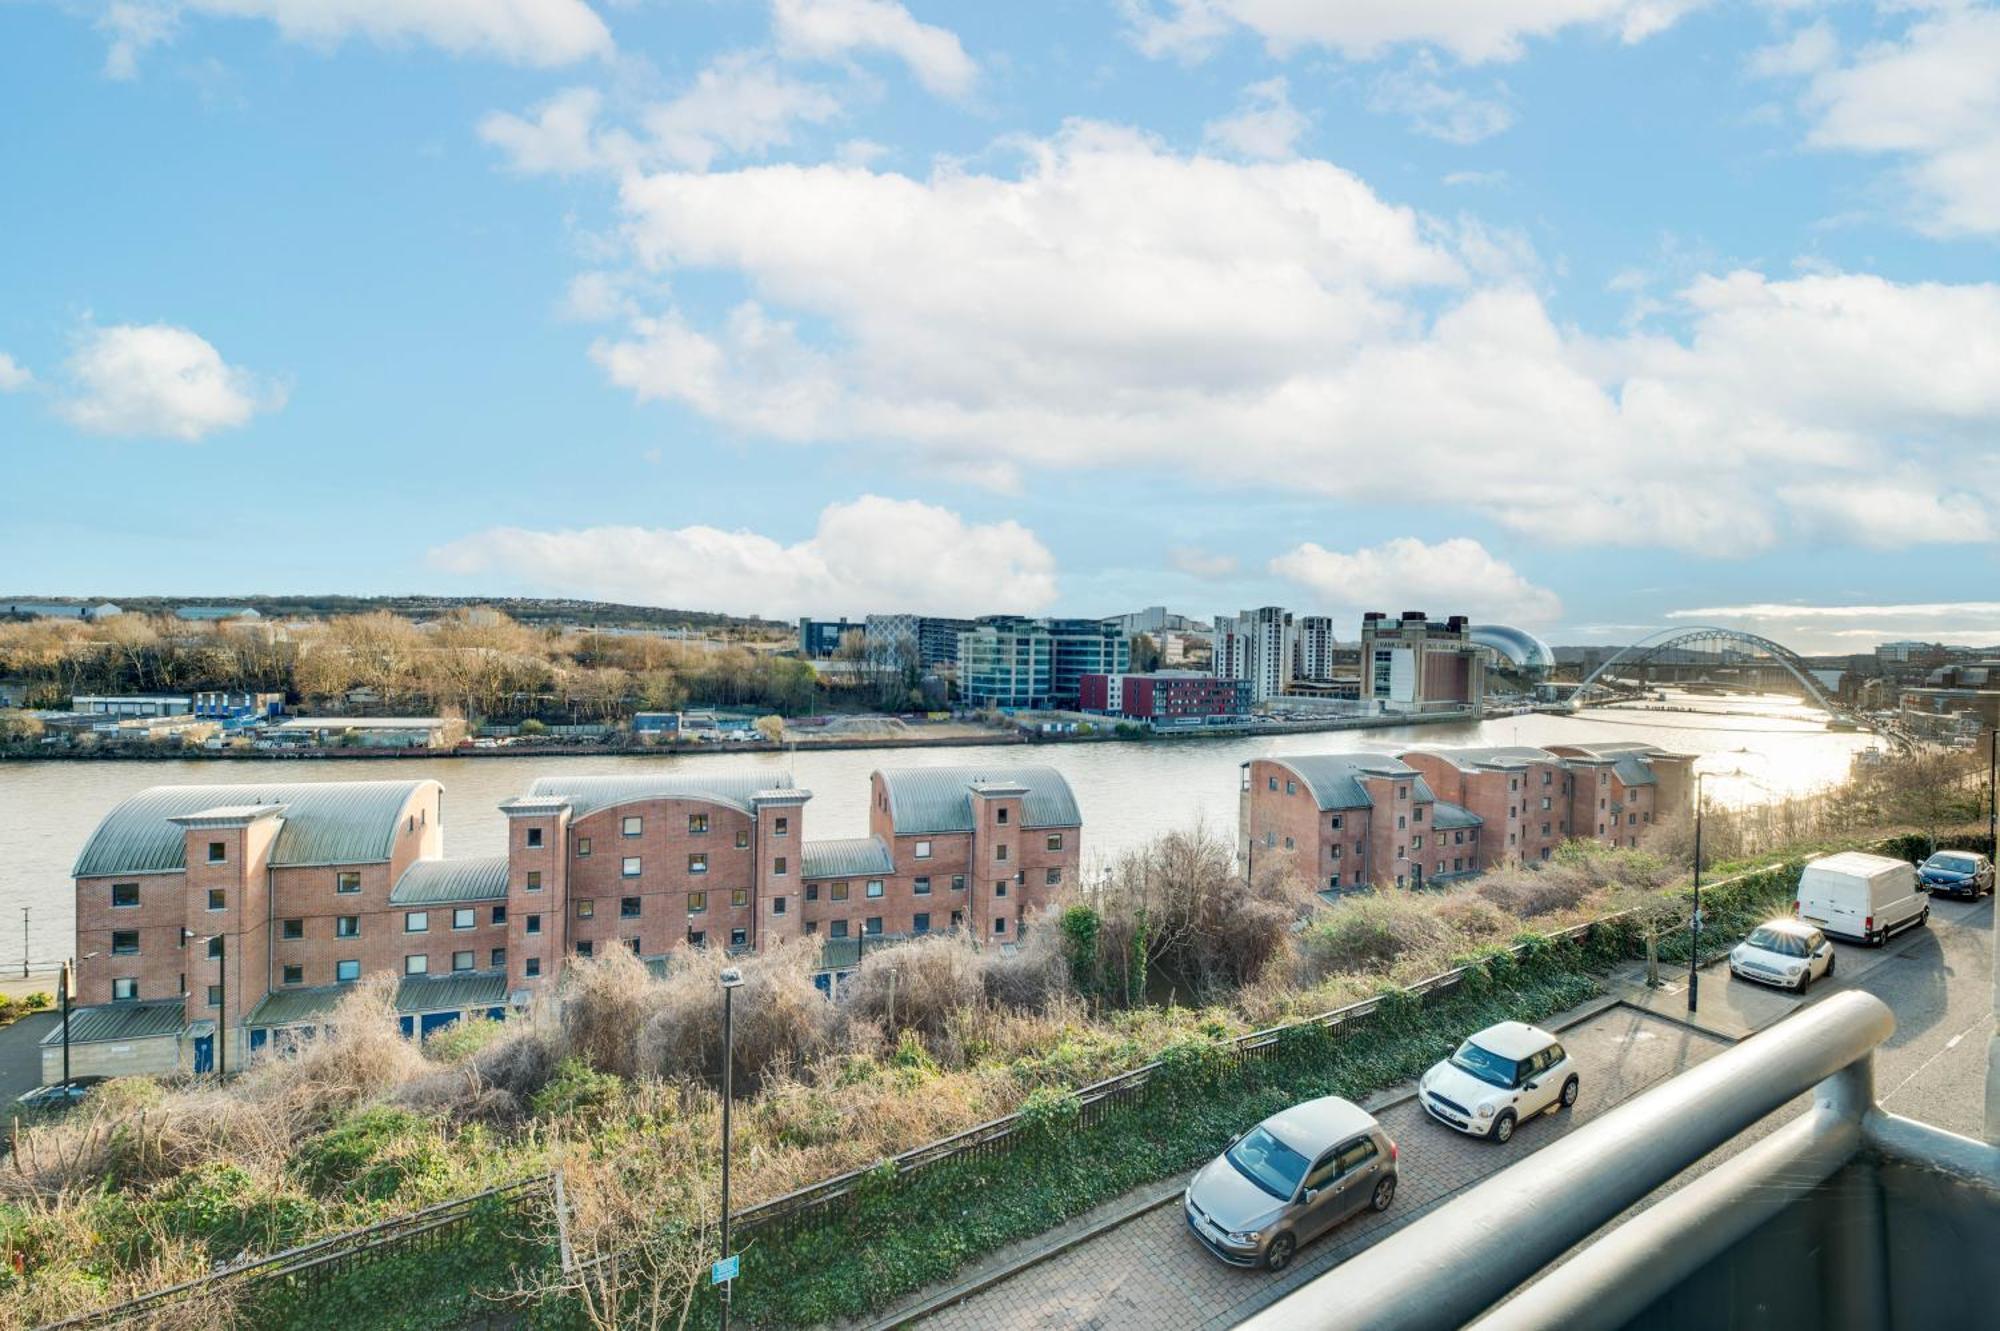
top-left (893, 892), bottom-right (1994, 1331)
top-left (0, 1010), bottom-right (60, 1106)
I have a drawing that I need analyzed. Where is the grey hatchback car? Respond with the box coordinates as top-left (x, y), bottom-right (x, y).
top-left (1183, 1095), bottom-right (1397, 1272)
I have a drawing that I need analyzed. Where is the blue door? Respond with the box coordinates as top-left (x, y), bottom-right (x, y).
top-left (398, 1015), bottom-right (415, 1039)
top-left (192, 1034), bottom-right (213, 1074)
top-left (485, 1006), bottom-right (506, 1022)
top-left (249, 1028), bottom-right (268, 1055)
top-left (419, 1011), bottom-right (459, 1039)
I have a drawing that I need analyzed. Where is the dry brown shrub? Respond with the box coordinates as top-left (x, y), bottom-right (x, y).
top-left (1474, 862), bottom-right (1595, 917)
top-left (1433, 891), bottom-right (1511, 941)
top-left (635, 941), bottom-right (836, 1087)
top-left (845, 934), bottom-right (984, 1040)
top-left (559, 947), bottom-right (670, 1080)
top-left (1295, 891), bottom-right (1457, 980)
top-left (978, 922), bottom-right (1069, 1012)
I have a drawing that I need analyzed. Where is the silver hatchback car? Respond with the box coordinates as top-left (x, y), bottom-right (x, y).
top-left (1183, 1095), bottom-right (1398, 1272)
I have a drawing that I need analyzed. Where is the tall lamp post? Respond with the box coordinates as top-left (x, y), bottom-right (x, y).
top-left (1688, 771), bottom-right (1709, 1014)
top-left (1988, 725), bottom-right (1997, 856)
top-left (718, 965), bottom-right (743, 1331)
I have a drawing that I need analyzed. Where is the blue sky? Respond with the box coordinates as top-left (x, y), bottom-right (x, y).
top-left (4, 0), bottom-right (2000, 653)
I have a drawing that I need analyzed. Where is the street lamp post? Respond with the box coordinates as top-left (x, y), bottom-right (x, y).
top-left (1988, 725), bottom-right (1997, 856)
top-left (719, 965), bottom-right (743, 1331)
top-left (1688, 771), bottom-right (1707, 1014)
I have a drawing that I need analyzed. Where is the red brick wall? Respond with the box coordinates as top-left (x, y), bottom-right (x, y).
top-left (562, 798), bottom-right (749, 959)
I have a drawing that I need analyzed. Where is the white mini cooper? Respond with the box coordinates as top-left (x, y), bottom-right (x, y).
top-left (1419, 1021), bottom-right (1578, 1144)
top-left (1728, 918), bottom-right (1834, 993)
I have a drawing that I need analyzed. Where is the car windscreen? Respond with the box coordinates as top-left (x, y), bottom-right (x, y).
top-left (1744, 926), bottom-right (1808, 958)
top-left (1928, 855), bottom-right (1978, 874)
top-left (1450, 1040), bottom-right (1520, 1088)
top-left (1226, 1127), bottom-right (1311, 1200)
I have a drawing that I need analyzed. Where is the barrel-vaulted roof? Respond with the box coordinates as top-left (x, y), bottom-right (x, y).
top-left (73, 780), bottom-right (436, 879)
top-left (1405, 745), bottom-right (1562, 773)
top-left (1258, 755), bottom-right (1434, 812)
top-left (525, 771), bottom-right (795, 819)
top-left (802, 836), bottom-right (895, 880)
top-left (390, 855), bottom-right (511, 906)
top-left (1547, 742), bottom-right (1663, 787)
top-left (875, 765), bottom-right (1081, 834)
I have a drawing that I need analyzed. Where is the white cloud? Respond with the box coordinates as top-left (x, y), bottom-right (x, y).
top-left (429, 495), bottom-right (1055, 617)
top-left (481, 56), bottom-right (841, 176)
top-left (579, 122), bottom-right (2000, 555)
top-left (0, 353), bottom-right (32, 393)
top-left (1270, 537), bottom-right (1562, 623)
top-left (186, 0), bottom-right (611, 66)
top-left (1120, 0), bottom-right (1707, 66)
top-left (1748, 20), bottom-right (1835, 80)
top-left (99, 1), bottom-right (178, 79)
top-left (1169, 546), bottom-right (1240, 579)
top-left (771, 0), bottom-right (977, 99)
top-left (1203, 77), bottom-right (1309, 160)
top-left (1784, 7), bottom-right (2000, 235)
top-left (57, 323), bottom-right (281, 441)
top-left (1369, 58), bottom-right (1515, 144)
top-left (1443, 169), bottom-right (1507, 187)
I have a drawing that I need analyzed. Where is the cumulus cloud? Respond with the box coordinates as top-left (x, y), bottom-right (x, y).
top-left (100, 0), bottom-right (611, 73)
top-left (1270, 537), bottom-right (1562, 623)
top-left (1778, 7), bottom-right (2000, 236)
top-left (429, 495), bottom-right (1055, 618)
top-left (575, 122), bottom-right (2000, 554)
top-left (57, 323), bottom-right (282, 440)
top-left (771, 0), bottom-right (977, 99)
top-left (1203, 77), bottom-right (1309, 160)
top-left (0, 353), bottom-right (32, 392)
top-left (1120, 0), bottom-right (1707, 66)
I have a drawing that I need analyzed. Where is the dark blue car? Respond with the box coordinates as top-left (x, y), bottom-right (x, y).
top-left (1917, 852), bottom-right (1994, 899)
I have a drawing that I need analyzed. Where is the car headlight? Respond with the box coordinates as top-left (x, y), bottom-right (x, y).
top-left (1227, 1229), bottom-right (1261, 1243)
top-left (1476, 1102), bottom-right (1496, 1118)
top-left (1786, 965), bottom-right (1804, 978)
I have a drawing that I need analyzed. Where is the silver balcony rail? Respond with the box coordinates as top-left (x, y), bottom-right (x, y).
top-left (1238, 988), bottom-right (2000, 1331)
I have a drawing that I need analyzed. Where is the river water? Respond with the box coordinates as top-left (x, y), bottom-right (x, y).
top-left (0, 693), bottom-right (1875, 970)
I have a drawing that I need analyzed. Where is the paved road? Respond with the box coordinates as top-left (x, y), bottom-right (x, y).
top-left (0, 1010), bottom-right (60, 1105)
top-left (911, 894), bottom-right (1993, 1331)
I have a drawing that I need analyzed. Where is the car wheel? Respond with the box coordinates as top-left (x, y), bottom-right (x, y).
top-left (1796, 968), bottom-right (1811, 994)
top-left (1920, 907), bottom-right (1930, 926)
top-left (1825, 953), bottom-right (1836, 976)
top-left (1371, 1175), bottom-right (1396, 1212)
top-left (1265, 1233), bottom-right (1296, 1272)
top-left (1491, 1110), bottom-right (1517, 1144)
top-left (1560, 1075), bottom-right (1580, 1109)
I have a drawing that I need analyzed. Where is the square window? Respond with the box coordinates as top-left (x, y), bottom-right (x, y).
top-left (865, 916), bottom-right (883, 935)
top-left (688, 853), bottom-right (708, 874)
top-left (576, 899), bottom-right (595, 918)
top-left (806, 883), bottom-right (819, 902)
top-left (490, 947), bottom-right (507, 967)
top-left (913, 912), bottom-right (930, 933)
top-left (337, 959), bottom-right (360, 982)
top-left (688, 891), bottom-right (707, 913)
top-left (405, 911), bottom-right (428, 933)
top-left (831, 882), bottom-right (849, 901)
top-left (688, 814), bottom-right (709, 834)
top-left (112, 882), bottom-right (139, 908)
top-left (627, 937), bottom-right (643, 955)
top-left (282, 964), bottom-right (303, 985)
top-left (622, 857), bottom-right (641, 878)
top-left (492, 906), bottom-right (508, 924)
top-left (336, 871), bottom-right (361, 894)
top-left (405, 954), bottom-right (428, 975)
top-left (735, 830), bottom-right (749, 849)
top-left (578, 939), bottom-right (595, 958)
top-left (1045, 868), bottom-right (1061, 886)
top-left (805, 921), bottom-right (818, 935)
top-left (1046, 833), bottom-right (1063, 851)
top-left (830, 920), bottom-right (850, 939)
top-left (527, 914), bottom-right (542, 935)
top-left (730, 927), bottom-right (748, 947)
top-left (526, 871), bottom-right (542, 891)
top-left (207, 984), bottom-right (223, 1006)
top-left (526, 957), bottom-right (542, 978)
top-left (622, 816), bottom-right (642, 837)
top-left (687, 929), bottom-right (706, 947)
top-left (772, 856), bottom-right (788, 876)
top-left (576, 836), bottom-right (592, 857)
top-left (207, 841), bottom-right (226, 864)
top-left (996, 809), bottom-right (1009, 824)
top-left (950, 910), bottom-right (963, 928)
top-left (1330, 814), bottom-right (1343, 830)
top-left (913, 876), bottom-right (931, 896)
top-left (772, 896), bottom-right (788, 915)
top-left (731, 888), bottom-right (750, 908)
top-left (951, 875), bottom-right (965, 892)
top-left (527, 827), bottom-right (544, 848)
top-left (453, 908), bottom-right (474, 930)
top-left (914, 840), bottom-right (932, 859)
top-left (282, 917), bottom-right (304, 939)
top-left (621, 896), bottom-right (641, 918)
top-left (337, 916), bottom-right (359, 938)
top-left (453, 951), bottom-right (474, 972)
top-left (995, 881), bottom-right (1008, 898)
top-left (112, 977), bottom-right (138, 1001)
top-left (773, 816), bottom-right (789, 836)
top-left (111, 930), bottom-right (139, 955)
top-left (866, 880), bottom-right (884, 899)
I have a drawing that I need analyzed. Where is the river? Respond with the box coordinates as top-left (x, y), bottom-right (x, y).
top-left (0, 693), bottom-right (1876, 971)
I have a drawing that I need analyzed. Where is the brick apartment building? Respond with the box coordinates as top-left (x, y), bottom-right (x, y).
top-left (1241, 743), bottom-right (1688, 894)
top-left (1076, 671), bottom-right (1251, 722)
top-left (59, 765), bottom-right (1080, 1080)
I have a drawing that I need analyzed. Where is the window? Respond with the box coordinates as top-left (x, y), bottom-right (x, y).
top-left (731, 888), bottom-right (750, 909)
top-left (111, 930), bottom-right (139, 955)
top-left (1511, 778), bottom-right (1520, 792)
top-left (829, 920), bottom-right (849, 939)
top-left (492, 906), bottom-right (508, 925)
top-left (952, 875), bottom-right (966, 892)
top-left (1286, 779), bottom-right (1297, 795)
top-left (1453, 830), bottom-right (1464, 845)
top-left (526, 827), bottom-right (544, 848)
top-left (1454, 858), bottom-right (1464, 872)
top-left (1396, 845), bottom-right (1406, 861)
top-left (730, 927), bottom-right (748, 947)
top-left (337, 959), bottom-right (360, 982)
top-left (865, 917), bottom-right (883, 936)
top-left (1397, 786), bottom-right (1407, 800)
top-left (405, 954), bottom-right (428, 975)
top-left (1268, 776), bottom-right (1278, 791)
top-left (405, 912), bottom-right (429, 933)
top-left (1541, 822), bottom-right (1552, 836)
top-left (576, 899), bottom-right (595, 919)
top-left (577, 939), bottom-right (595, 958)
top-left (914, 840), bottom-right (932, 859)
top-left (950, 910), bottom-right (963, 928)
top-left (1330, 845), bottom-right (1343, 860)
top-left (687, 929), bottom-right (707, 947)
top-left (623, 816), bottom-right (643, 837)
top-left (866, 880), bottom-right (884, 899)
top-left (1046, 833), bottom-right (1063, 851)
top-left (336, 871), bottom-right (361, 894)
top-left (831, 881), bottom-right (850, 901)
top-left (1330, 814), bottom-right (1343, 830)
top-left (773, 856), bottom-right (788, 876)
top-left (526, 914), bottom-right (542, 936)
top-left (111, 977), bottom-right (138, 1001)
top-left (995, 844), bottom-right (1008, 862)
top-left (1542, 770), bottom-right (1553, 786)
top-left (806, 883), bottom-right (819, 902)
top-left (453, 950), bottom-right (474, 972)
top-left (1413, 806), bottom-right (1424, 823)
top-left (627, 937), bottom-right (643, 955)
top-left (1335, 1136), bottom-right (1379, 1175)
top-left (806, 919), bottom-right (818, 936)
top-left (995, 881), bottom-right (1009, 898)
top-left (337, 916), bottom-right (359, 938)
top-left (1628, 813), bottom-right (1639, 826)
top-left (576, 836), bottom-right (592, 857)
top-left (688, 814), bottom-right (709, 834)
top-left (207, 984), bottom-right (223, 1007)
top-left (770, 894), bottom-right (790, 917)
top-left (913, 876), bottom-right (931, 896)
top-left (282, 964), bottom-right (303, 985)
top-left (491, 947), bottom-right (507, 967)
top-left (525, 957), bottom-right (542, 978)
top-left (1328, 873), bottom-right (1341, 889)
top-left (1541, 797), bottom-right (1552, 811)
top-left (688, 853), bottom-right (708, 874)
top-left (912, 912), bottom-right (932, 934)
top-left (621, 896), bottom-right (641, 918)
top-left (453, 908), bottom-right (474, 930)
top-left (993, 917), bottom-right (1008, 934)
top-left (112, 882), bottom-right (139, 908)
top-left (1045, 868), bottom-right (1062, 886)
top-left (996, 809), bottom-right (1009, 824)
top-left (1413, 835), bottom-right (1424, 850)
top-left (1284, 836), bottom-right (1295, 850)
top-left (282, 918), bottom-right (304, 940)
top-left (735, 830), bottom-right (749, 849)
top-left (526, 871), bottom-right (542, 891)
top-left (773, 816), bottom-right (789, 836)
top-left (622, 857), bottom-right (642, 878)
top-left (688, 892), bottom-right (707, 914)
top-left (207, 841), bottom-right (226, 864)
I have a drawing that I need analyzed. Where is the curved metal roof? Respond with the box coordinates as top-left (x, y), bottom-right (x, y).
top-left (1467, 624), bottom-right (1555, 672)
top-left (1261, 754), bottom-right (1428, 812)
top-left (391, 855), bottom-right (511, 905)
top-left (1406, 745), bottom-right (1562, 773)
top-left (801, 836), bottom-right (895, 879)
top-left (526, 771), bottom-right (793, 818)
top-left (41, 999), bottom-right (185, 1046)
top-left (73, 780), bottom-right (436, 878)
top-left (875, 765), bottom-right (1080, 834)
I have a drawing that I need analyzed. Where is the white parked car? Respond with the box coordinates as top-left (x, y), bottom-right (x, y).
top-left (1419, 1021), bottom-right (1578, 1144)
top-left (1729, 918), bottom-right (1835, 993)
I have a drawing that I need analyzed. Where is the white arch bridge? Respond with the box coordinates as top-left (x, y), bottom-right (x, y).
top-left (1569, 626), bottom-right (1849, 717)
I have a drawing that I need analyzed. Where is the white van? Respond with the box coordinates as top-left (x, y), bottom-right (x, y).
top-left (1794, 851), bottom-right (1928, 945)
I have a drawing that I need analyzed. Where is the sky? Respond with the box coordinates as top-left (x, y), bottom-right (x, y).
top-left (4, 0), bottom-right (2000, 654)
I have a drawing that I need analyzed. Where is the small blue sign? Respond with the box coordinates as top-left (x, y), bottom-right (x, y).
top-left (712, 1255), bottom-right (739, 1286)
